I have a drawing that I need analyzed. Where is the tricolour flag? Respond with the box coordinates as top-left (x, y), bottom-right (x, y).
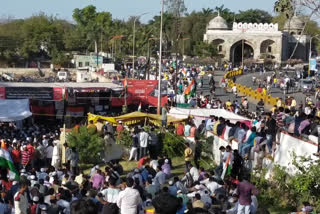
top-left (138, 102), bottom-right (142, 112)
top-left (184, 79), bottom-right (195, 96)
top-left (221, 152), bottom-right (232, 180)
top-left (0, 149), bottom-right (19, 180)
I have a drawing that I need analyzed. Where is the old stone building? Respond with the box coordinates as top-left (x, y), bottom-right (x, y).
top-left (203, 14), bottom-right (310, 65)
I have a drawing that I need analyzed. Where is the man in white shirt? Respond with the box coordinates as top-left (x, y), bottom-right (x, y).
top-left (117, 177), bottom-right (142, 214)
top-left (206, 177), bottom-right (221, 195)
top-left (188, 164), bottom-right (200, 182)
top-left (100, 177), bottom-right (120, 204)
top-left (14, 184), bottom-right (28, 214)
top-left (138, 129), bottom-right (149, 159)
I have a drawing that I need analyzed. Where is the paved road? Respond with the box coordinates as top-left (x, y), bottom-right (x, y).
top-left (197, 70), bottom-right (260, 113)
top-left (235, 71), bottom-right (316, 106)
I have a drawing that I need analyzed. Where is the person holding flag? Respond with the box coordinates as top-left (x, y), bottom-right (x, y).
top-left (184, 78), bottom-right (196, 99)
top-left (0, 147), bottom-right (19, 180)
top-left (221, 145), bottom-right (234, 180)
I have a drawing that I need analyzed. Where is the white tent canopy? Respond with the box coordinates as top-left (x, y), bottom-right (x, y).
top-left (169, 107), bottom-right (251, 127)
top-left (0, 99), bottom-right (32, 122)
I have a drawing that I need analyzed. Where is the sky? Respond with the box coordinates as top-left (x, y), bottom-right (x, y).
top-left (1, 0), bottom-right (277, 23)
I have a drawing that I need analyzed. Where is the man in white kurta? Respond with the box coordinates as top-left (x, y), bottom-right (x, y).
top-left (51, 139), bottom-right (61, 170)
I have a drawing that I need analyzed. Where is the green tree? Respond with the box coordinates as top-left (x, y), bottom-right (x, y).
top-left (237, 9), bottom-right (273, 23)
top-left (66, 126), bottom-right (104, 164)
top-left (274, 0), bottom-right (294, 18)
top-left (72, 5), bottom-right (112, 52)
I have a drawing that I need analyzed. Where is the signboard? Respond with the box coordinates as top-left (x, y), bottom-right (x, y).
top-left (310, 58), bottom-right (317, 71)
top-left (6, 87), bottom-right (53, 100)
top-left (0, 87), bottom-right (5, 99)
top-left (53, 88), bottom-right (63, 101)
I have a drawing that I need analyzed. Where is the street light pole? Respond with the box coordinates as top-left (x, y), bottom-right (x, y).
top-left (133, 12), bottom-right (148, 74)
top-left (157, 0), bottom-right (164, 115)
top-left (308, 35), bottom-right (320, 77)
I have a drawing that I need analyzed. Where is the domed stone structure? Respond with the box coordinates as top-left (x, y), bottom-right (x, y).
top-left (284, 15), bottom-right (304, 34)
top-left (207, 15), bottom-right (228, 30)
top-left (203, 13), bottom-right (311, 65)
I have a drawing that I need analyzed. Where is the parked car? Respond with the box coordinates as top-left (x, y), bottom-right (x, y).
top-left (298, 79), bottom-right (315, 93)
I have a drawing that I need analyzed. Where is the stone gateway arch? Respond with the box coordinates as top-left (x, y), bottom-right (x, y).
top-left (203, 14), bottom-right (311, 66)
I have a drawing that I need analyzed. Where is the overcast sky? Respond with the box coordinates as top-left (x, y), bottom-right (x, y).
top-left (1, 0), bottom-right (277, 22)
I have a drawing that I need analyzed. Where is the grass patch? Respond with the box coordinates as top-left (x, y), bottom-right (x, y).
top-left (82, 156), bottom-right (216, 179)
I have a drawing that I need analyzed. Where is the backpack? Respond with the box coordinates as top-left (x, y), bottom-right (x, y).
top-left (184, 172), bottom-right (194, 188)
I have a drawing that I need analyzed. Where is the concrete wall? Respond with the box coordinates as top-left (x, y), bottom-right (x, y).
top-left (207, 131), bottom-right (318, 176)
top-left (89, 71), bottom-right (112, 83)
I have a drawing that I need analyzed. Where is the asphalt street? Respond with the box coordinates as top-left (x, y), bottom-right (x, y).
top-left (198, 70), bottom-right (260, 113)
top-left (235, 71), bottom-right (316, 106)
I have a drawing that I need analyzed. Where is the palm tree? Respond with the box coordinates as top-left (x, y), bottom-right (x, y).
top-left (274, 0), bottom-right (294, 18)
top-left (201, 8), bottom-right (214, 16)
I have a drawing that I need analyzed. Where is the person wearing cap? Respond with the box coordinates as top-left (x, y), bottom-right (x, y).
top-left (30, 196), bottom-right (39, 214)
top-left (161, 159), bottom-right (171, 178)
top-left (51, 138), bottom-right (61, 170)
top-left (168, 180), bottom-right (178, 196)
top-left (104, 121), bottom-right (114, 135)
top-left (11, 143), bottom-right (21, 171)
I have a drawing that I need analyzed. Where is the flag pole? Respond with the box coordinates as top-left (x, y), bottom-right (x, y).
top-left (157, 0), bottom-right (164, 115)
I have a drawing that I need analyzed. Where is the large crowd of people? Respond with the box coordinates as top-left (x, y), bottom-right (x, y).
top-left (0, 63), bottom-right (319, 214)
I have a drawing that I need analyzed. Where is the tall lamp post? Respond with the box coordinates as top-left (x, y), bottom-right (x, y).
top-left (182, 38), bottom-right (190, 58)
top-left (133, 12), bottom-right (148, 73)
top-left (157, 0), bottom-right (164, 115)
top-left (308, 35), bottom-right (320, 77)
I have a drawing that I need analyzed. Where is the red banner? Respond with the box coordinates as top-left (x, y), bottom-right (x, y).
top-left (0, 87), bottom-right (5, 99)
top-left (53, 87), bottom-right (63, 101)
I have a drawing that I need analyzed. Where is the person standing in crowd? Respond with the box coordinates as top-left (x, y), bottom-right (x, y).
top-left (45, 141), bottom-right (54, 168)
top-left (148, 128), bottom-right (159, 159)
top-left (194, 137), bottom-right (202, 169)
top-left (21, 145), bottom-right (31, 170)
top-left (104, 121), bottom-right (114, 135)
top-left (14, 183), bottom-right (29, 214)
top-left (138, 128), bottom-right (149, 159)
top-left (265, 112), bottom-right (276, 154)
top-left (176, 122), bottom-right (185, 136)
top-left (70, 147), bottom-right (79, 175)
top-left (116, 121), bottom-right (124, 139)
top-left (11, 143), bottom-right (21, 171)
top-left (237, 175), bottom-right (259, 214)
top-left (64, 143), bottom-right (72, 169)
top-left (161, 103), bottom-right (168, 128)
top-left (184, 143), bottom-right (193, 169)
top-left (129, 130), bottom-right (139, 161)
top-left (184, 122), bottom-right (191, 137)
top-left (117, 177), bottom-right (142, 214)
top-left (51, 137), bottom-right (60, 170)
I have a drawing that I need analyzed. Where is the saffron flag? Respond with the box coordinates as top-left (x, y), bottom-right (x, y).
top-left (185, 79), bottom-right (195, 96)
top-left (123, 77), bottom-right (128, 88)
